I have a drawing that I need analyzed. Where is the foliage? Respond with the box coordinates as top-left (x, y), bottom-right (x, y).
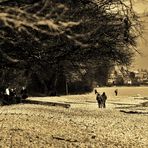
top-left (0, 0), bottom-right (141, 65)
top-left (0, 0), bottom-right (142, 94)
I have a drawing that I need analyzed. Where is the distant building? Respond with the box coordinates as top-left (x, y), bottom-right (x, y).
top-left (107, 66), bottom-right (148, 86)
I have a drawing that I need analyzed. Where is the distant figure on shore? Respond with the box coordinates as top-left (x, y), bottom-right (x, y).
top-left (101, 92), bottom-right (107, 108)
top-left (114, 89), bottom-right (118, 96)
top-left (96, 92), bottom-right (103, 108)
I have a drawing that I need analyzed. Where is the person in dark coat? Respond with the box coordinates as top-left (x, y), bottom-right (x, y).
top-left (114, 89), bottom-right (118, 96)
top-left (96, 92), bottom-right (103, 108)
top-left (4, 86), bottom-right (10, 104)
top-left (101, 92), bottom-right (107, 108)
top-left (20, 87), bottom-right (28, 100)
top-left (9, 88), bottom-right (17, 104)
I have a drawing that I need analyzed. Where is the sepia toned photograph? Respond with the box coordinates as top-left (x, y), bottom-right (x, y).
top-left (0, 0), bottom-right (148, 147)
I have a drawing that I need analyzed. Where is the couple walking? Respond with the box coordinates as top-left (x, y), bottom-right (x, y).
top-left (95, 90), bottom-right (107, 108)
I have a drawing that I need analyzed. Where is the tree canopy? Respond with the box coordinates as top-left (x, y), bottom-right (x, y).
top-left (0, 0), bottom-right (141, 66)
top-left (0, 0), bottom-right (142, 94)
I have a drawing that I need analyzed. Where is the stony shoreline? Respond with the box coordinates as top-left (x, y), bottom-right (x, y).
top-left (0, 94), bottom-right (148, 147)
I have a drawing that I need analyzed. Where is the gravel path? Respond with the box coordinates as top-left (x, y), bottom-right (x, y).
top-left (0, 94), bottom-right (148, 147)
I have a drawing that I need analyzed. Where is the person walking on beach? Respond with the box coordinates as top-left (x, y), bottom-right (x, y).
top-left (96, 92), bottom-right (103, 108)
top-left (101, 92), bottom-right (107, 108)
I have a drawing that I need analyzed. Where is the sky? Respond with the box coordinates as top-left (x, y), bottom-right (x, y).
top-left (131, 0), bottom-right (148, 69)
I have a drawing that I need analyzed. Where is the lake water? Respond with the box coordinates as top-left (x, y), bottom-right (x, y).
top-left (95, 86), bottom-right (148, 97)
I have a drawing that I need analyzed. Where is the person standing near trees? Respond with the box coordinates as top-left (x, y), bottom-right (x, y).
top-left (5, 87), bottom-right (10, 96)
top-left (20, 86), bottom-right (28, 100)
top-left (4, 86), bottom-right (10, 104)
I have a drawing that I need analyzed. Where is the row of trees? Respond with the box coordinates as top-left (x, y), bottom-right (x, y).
top-left (0, 0), bottom-right (142, 95)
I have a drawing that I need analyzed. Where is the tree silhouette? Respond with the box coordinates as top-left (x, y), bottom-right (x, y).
top-left (0, 0), bottom-right (142, 94)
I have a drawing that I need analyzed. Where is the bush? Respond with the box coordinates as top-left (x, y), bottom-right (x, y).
top-left (68, 81), bottom-right (93, 94)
